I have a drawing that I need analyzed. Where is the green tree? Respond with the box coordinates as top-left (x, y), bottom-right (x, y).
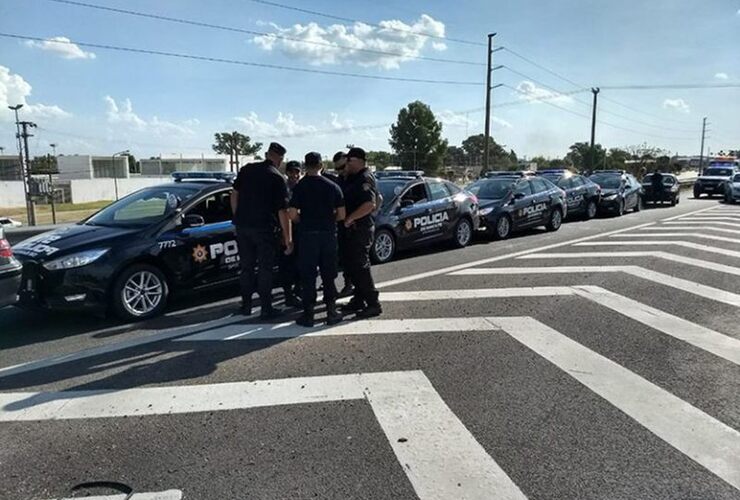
top-left (565, 142), bottom-right (606, 172)
top-left (461, 134), bottom-right (514, 170)
top-left (605, 148), bottom-right (630, 171)
top-left (444, 145), bottom-right (466, 166)
top-left (212, 131), bottom-right (263, 172)
top-left (30, 155), bottom-right (57, 174)
top-left (366, 150), bottom-right (395, 170)
top-left (389, 101), bottom-right (448, 174)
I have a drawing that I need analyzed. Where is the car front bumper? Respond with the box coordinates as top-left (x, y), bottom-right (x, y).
top-left (16, 260), bottom-right (109, 312)
top-left (598, 197), bottom-right (622, 212)
top-left (0, 265), bottom-right (22, 308)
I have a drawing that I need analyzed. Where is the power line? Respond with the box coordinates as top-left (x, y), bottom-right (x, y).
top-left (599, 83), bottom-right (740, 90)
top-left (43, 0), bottom-right (484, 67)
top-left (2, 32), bottom-right (483, 86)
top-left (246, 0), bottom-right (486, 47)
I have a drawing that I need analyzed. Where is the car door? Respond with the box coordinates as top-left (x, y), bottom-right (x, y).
top-left (157, 189), bottom-right (238, 288)
top-left (511, 180), bottom-right (535, 228)
top-left (568, 176), bottom-right (589, 212)
top-left (426, 180), bottom-right (456, 240)
top-left (394, 182), bottom-right (433, 248)
top-left (529, 178), bottom-right (553, 225)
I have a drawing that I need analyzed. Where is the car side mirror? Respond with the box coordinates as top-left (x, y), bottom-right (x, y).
top-left (182, 214), bottom-right (205, 228)
top-left (513, 192), bottom-right (525, 200)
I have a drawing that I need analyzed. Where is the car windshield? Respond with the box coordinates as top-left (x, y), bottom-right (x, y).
top-left (465, 178), bottom-right (515, 199)
top-left (85, 186), bottom-right (199, 228)
top-left (733, 174), bottom-right (740, 183)
top-left (643, 174), bottom-right (676, 185)
top-left (589, 174), bottom-right (622, 189)
top-left (378, 180), bottom-right (410, 207)
top-left (703, 168), bottom-right (733, 176)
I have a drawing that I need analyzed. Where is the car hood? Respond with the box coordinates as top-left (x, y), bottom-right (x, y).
top-left (600, 188), bottom-right (622, 196)
top-left (12, 223), bottom-right (140, 261)
top-left (478, 198), bottom-right (508, 210)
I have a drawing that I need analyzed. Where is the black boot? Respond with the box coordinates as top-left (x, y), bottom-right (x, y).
top-left (341, 297), bottom-right (365, 313)
top-left (284, 291), bottom-right (303, 308)
top-left (338, 283), bottom-right (354, 298)
top-left (356, 302), bottom-right (382, 319)
top-left (296, 307), bottom-right (314, 327)
top-left (326, 302), bottom-right (342, 325)
top-left (239, 297), bottom-right (252, 316)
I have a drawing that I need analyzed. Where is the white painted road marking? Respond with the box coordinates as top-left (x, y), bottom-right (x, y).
top-left (518, 251), bottom-right (740, 277)
top-left (0, 370), bottom-right (528, 500)
top-left (640, 225), bottom-right (740, 235)
top-left (675, 218), bottom-right (740, 225)
top-left (448, 266), bottom-right (740, 307)
top-left (664, 220), bottom-right (740, 229)
top-left (48, 491), bottom-right (182, 500)
top-left (378, 286), bottom-right (574, 301)
top-left (494, 317), bottom-right (740, 492)
top-left (660, 205), bottom-right (725, 221)
top-left (574, 241), bottom-right (740, 259)
top-left (609, 232), bottom-right (740, 244)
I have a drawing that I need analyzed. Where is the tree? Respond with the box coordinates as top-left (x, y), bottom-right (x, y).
top-left (212, 131), bottom-right (262, 172)
top-left (530, 156), bottom-right (548, 168)
top-left (461, 134), bottom-right (514, 170)
top-left (565, 142), bottom-right (606, 172)
top-left (389, 101), bottom-right (448, 174)
top-left (605, 148), bottom-right (631, 171)
top-left (366, 151), bottom-right (394, 170)
top-left (30, 155), bottom-right (57, 174)
top-left (444, 145), bottom-right (466, 166)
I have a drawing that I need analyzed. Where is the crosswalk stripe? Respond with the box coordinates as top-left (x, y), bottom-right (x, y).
top-left (177, 317), bottom-right (501, 342)
top-left (0, 370), bottom-right (528, 500)
top-left (609, 232), bottom-right (740, 244)
top-left (378, 287), bottom-right (574, 301)
top-left (48, 491), bottom-right (183, 500)
top-left (495, 317), bottom-right (740, 491)
top-left (573, 241), bottom-right (740, 258)
top-left (639, 226), bottom-right (740, 235)
top-left (518, 251), bottom-right (740, 277)
top-left (676, 218), bottom-right (740, 225)
top-left (664, 221), bottom-right (740, 228)
top-left (661, 205), bottom-right (726, 221)
top-left (448, 266), bottom-right (740, 307)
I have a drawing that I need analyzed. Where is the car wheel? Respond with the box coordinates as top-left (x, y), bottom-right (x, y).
top-left (371, 229), bottom-right (396, 264)
top-left (693, 187), bottom-right (701, 199)
top-left (584, 199), bottom-right (597, 220)
top-left (546, 208), bottom-right (563, 231)
top-left (670, 196), bottom-right (677, 206)
top-left (634, 196), bottom-right (643, 212)
top-left (112, 264), bottom-right (169, 321)
top-left (493, 215), bottom-right (512, 240)
top-left (452, 218), bottom-right (473, 248)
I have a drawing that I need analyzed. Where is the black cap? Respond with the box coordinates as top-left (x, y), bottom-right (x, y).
top-left (304, 152), bottom-right (322, 168)
top-left (285, 160), bottom-right (302, 172)
top-left (346, 147), bottom-right (366, 161)
top-left (332, 151), bottom-right (346, 163)
top-left (268, 142), bottom-right (287, 155)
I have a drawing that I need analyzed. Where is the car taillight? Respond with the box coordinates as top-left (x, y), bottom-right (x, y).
top-left (0, 239), bottom-right (12, 258)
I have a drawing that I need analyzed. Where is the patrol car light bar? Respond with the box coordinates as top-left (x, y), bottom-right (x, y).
top-left (172, 172), bottom-right (237, 183)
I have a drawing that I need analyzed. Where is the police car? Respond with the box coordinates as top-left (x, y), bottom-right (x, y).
top-left (724, 172), bottom-right (740, 204)
top-left (12, 172), bottom-right (245, 321)
top-left (371, 176), bottom-right (479, 264)
top-left (465, 174), bottom-right (567, 240)
top-left (694, 161), bottom-right (739, 198)
top-left (588, 170), bottom-right (644, 216)
top-left (535, 169), bottom-right (601, 219)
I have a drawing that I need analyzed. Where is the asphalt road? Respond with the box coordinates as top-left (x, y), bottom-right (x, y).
top-left (1, 196), bottom-right (739, 500)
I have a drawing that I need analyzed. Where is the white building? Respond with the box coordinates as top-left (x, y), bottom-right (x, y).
top-left (139, 157), bottom-right (228, 176)
top-left (57, 154), bottom-right (130, 181)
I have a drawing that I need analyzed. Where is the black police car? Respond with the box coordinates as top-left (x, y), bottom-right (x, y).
top-left (588, 170), bottom-right (644, 216)
top-left (13, 172), bottom-right (244, 321)
top-left (536, 169), bottom-right (601, 219)
top-left (465, 175), bottom-right (567, 240)
top-left (371, 176), bottom-right (478, 264)
top-left (642, 172), bottom-right (680, 206)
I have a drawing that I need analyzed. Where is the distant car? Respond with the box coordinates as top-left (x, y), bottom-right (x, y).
top-left (0, 217), bottom-right (23, 228)
top-left (371, 176), bottom-right (479, 264)
top-left (588, 170), bottom-right (644, 216)
top-left (0, 227), bottom-right (22, 308)
top-left (642, 173), bottom-right (680, 206)
top-left (535, 169), bottom-right (601, 219)
top-left (465, 175), bottom-right (566, 240)
top-left (375, 170), bottom-right (424, 179)
top-left (482, 170), bottom-right (535, 178)
top-left (724, 173), bottom-right (740, 204)
top-left (694, 164), bottom-right (738, 198)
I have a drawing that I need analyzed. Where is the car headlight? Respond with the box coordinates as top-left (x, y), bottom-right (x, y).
top-left (603, 193), bottom-right (618, 200)
top-left (43, 248), bottom-right (109, 271)
top-left (478, 207), bottom-right (495, 216)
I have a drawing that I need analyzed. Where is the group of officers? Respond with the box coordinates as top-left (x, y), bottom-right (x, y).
top-left (230, 142), bottom-right (382, 327)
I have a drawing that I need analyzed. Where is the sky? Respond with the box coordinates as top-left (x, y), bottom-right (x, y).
top-left (0, 0), bottom-right (738, 163)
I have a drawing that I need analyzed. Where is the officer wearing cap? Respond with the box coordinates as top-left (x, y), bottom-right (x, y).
top-left (341, 147), bottom-right (382, 318)
top-left (280, 160), bottom-right (303, 307)
top-left (325, 151), bottom-right (354, 298)
top-left (288, 152), bottom-right (345, 327)
top-left (285, 160), bottom-right (302, 198)
top-left (231, 142), bottom-right (291, 319)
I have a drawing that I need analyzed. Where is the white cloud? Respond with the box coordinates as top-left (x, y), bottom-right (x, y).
top-left (438, 109), bottom-right (511, 131)
top-left (714, 72), bottom-right (729, 80)
top-left (24, 36), bottom-right (96, 60)
top-left (104, 96), bottom-right (196, 136)
top-left (662, 98), bottom-right (690, 114)
top-left (252, 15), bottom-right (447, 69)
top-left (515, 81), bottom-right (573, 105)
top-left (234, 111), bottom-right (317, 137)
top-left (0, 65), bottom-right (70, 121)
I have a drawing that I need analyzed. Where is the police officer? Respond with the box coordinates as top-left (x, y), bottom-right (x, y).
top-left (231, 142), bottom-right (291, 319)
top-left (285, 160), bottom-right (302, 197)
top-left (288, 152), bottom-right (345, 327)
top-left (280, 161), bottom-right (303, 307)
top-left (341, 147), bottom-right (382, 318)
top-left (325, 151), bottom-right (354, 298)
top-left (651, 168), bottom-right (665, 201)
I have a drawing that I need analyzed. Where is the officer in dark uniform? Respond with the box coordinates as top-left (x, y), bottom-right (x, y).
top-left (230, 142), bottom-right (291, 319)
top-left (288, 152), bottom-right (345, 327)
top-left (651, 168), bottom-right (665, 201)
top-left (341, 147), bottom-right (381, 318)
top-left (280, 161), bottom-right (303, 307)
top-left (324, 151), bottom-right (354, 298)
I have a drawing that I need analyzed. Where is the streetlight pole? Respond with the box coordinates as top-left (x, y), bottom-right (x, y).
top-left (112, 150), bottom-right (129, 201)
top-left (9, 104), bottom-right (34, 224)
top-left (49, 143), bottom-right (58, 224)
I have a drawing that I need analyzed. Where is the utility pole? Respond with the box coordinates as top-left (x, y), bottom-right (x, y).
top-left (698, 117), bottom-right (708, 176)
top-left (483, 33), bottom-right (503, 173)
top-left (19, 120), bottom-right (37, 226)
top-left (9, 104), bottom-right (34, 224)
top-left (49, 143), bottom-right (57, 224)
top-left (589, 87), bottom-right (600, 172)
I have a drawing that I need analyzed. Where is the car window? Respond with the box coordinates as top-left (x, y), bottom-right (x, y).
top-left (514, 181), bottom-right (532, 196)
top-left (555, 177), bottom-right (572, 189)
top-left (428, 181), bottom-right (450, 201)
top-left (531, 178), bottom-right (550, 193)
top-left (571, 177), bottom-right (585, 188)
top-left (187, 191), bottom-right (232, 224)
top-left (445, 182), bottom-right (462, 194)
top-left (401, 183), bottom-right (428, 205)
top-left (86, 186), bottom-right (198, 228)
top-left (0, 218), bottom-right (9, 224)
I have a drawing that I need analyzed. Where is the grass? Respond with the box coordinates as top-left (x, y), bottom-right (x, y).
top-left (2, 200), bottom-right (112, 225)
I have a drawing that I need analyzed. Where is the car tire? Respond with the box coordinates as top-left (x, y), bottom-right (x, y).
top-left (546, 207), bottom-right (563, 232)
top-left (111, 263), bottom-right (169, 321)
top-left (371, 229), bottom-right (396, 264)
top-left (693, 187), bottom-right (701, 199)
top-left (670, 196), bottom-right (677, 206)
top-left (492, 215), bottom-right (512, 240)
top-left (452, 218), bottom-right (473, 248)
top-left (584, 199), bottom-right (597, 220)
